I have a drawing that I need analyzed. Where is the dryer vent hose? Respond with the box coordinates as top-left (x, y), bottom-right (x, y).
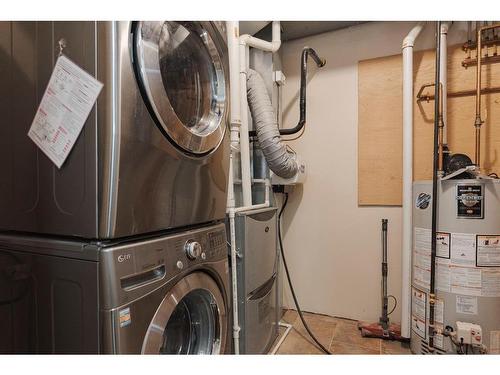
top-left (246, 69), bottom-right (298, 179)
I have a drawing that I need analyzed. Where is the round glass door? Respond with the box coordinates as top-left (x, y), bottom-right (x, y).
top-left (142, 272), bottom-right (227, 354)
top-left (134, 21), bottom-right (227, 155)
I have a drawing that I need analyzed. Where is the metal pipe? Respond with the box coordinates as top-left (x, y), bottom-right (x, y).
top-left (429, 21), bottom-right (442, 353)
top-left (440, 22), bottom-right (450, 145)
top-left (280, 47), bottom-right (326, 136)
top-left (248, 46), bottom-right (326, 138)
top-left (380, 219), bottom-right (389, 331)
top-left (416, 82), bottom-right (445, 174)
top-left (474, 23), bottom-right (500, 170)
top-left (401, 21), bottom-right (426, 340)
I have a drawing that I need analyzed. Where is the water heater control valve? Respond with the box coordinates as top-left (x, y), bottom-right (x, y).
top-left (456, 321), bottom-right (482, 345)
top-left (184, 240), bottom-right (202, 260)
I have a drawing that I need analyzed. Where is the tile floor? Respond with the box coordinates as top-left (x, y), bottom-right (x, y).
top-left (272, 309), bottom-right (412, 355)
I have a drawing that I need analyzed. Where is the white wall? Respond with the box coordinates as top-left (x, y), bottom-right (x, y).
top-left (280, 21), bottom-right (468, 322)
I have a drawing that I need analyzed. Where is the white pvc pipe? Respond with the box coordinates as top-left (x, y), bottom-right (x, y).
top-left (239, 43), bottom-right (253, 206)
top-left (440, 22), bottom-right (451, 144)
top-left (401, 22), bottom-right (425, 340)
top-left (227, 21), bottom-right (241, 147)
top-left (269, 322), bottom-right (293, 355)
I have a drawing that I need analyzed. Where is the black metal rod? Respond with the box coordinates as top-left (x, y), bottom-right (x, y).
top-left (428, 21), bottom-right (442, 353)
top-left (249, 47), bottom-right (325, 137)
top-left (380, 219), bottom-right (389, 330)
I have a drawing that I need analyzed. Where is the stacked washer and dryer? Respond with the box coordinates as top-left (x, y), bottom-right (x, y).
top-left (0, 21), bottom-right (231, 354)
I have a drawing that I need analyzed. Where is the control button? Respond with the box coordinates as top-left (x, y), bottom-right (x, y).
top-left (184, 240), bottom-right (202, 260)
top-left (201, 252), bottom-right (206, 260)
top-left (176, 260), bottom-right (184, 270)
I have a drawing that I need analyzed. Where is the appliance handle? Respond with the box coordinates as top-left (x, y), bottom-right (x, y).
top-left (120, 265), bottom-right (166, 291)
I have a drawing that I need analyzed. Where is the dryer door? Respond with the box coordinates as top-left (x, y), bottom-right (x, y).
top-left (134, 21), bottom-right (227, 155)
top-left (141, 272), bottom-right (227, 354)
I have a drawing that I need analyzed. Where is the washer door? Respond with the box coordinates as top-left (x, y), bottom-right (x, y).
top-left (134, 21), bottom-right (227, 155)
top-left (141, 272), bottom-right (227, 354)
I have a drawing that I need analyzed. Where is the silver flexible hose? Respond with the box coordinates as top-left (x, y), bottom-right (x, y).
top-left (246, 69), bottom-right (298, 179)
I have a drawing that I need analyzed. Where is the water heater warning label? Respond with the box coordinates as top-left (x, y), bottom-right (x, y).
top-left (456, 185), bottom-right (483, 219)
top-left (411, 287), bottom-right (427, 339)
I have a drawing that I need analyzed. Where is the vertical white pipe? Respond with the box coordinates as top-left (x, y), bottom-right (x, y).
top-left (227, 21), bottom-right (241, 146)
top-left (226, 21), bottom-right (241, 354)
top-left (401, 22), bottom-right (425, 339)
top-left (440, 22), bottom-right (450, 144)
top-left (239, 43), bottom-right (253, 206)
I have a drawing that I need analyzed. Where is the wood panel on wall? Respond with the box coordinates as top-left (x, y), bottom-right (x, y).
top-left (358, 43), bottom-right (500, 206)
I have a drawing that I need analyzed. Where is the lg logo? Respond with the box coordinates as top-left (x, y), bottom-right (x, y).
top-left (118, 253), bottom-right (131, 263)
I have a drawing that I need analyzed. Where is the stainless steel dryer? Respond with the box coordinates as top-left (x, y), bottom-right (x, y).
top-left (0, 223), bottom-right (230, 354)
top-left (0, 21), bottom-right (229, 239)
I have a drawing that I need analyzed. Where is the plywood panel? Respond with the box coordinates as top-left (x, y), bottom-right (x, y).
top-left (358, 54), bottom-right (402, 205)
top-left (358, 43), bottom-right (500, 205)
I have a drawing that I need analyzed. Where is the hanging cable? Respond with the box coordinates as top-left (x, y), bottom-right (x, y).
top-left (387, 295), bottom-right (397, 316)
top-left (277, 192), bottom-right (331, 354)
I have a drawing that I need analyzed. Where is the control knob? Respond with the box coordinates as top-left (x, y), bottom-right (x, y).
top-left (184, 240), bottom-right (202, 260)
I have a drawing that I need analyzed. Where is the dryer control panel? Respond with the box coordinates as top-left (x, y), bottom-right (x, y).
top-left (99, 223), bottom-right (227, 309)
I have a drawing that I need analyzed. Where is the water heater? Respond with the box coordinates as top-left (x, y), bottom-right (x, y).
top-left (411, 179), bottom-right (500, 354)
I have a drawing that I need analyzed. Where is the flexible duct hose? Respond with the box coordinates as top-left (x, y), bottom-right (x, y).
top-left (246, 69), bottom-right (298, 179)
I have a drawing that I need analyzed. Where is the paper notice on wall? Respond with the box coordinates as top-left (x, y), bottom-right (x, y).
top-left (481, 269), bottom-right (500, 297)
top-left (436, 232), bottom-right (451, 259)
top-left (28, 55), bottom-right (103, 168)
top-left (490, 331), bottom-right (500, 354)
top-left (451, 233), bottom-right (476, 266)
top-left (456, 295), bottom-right (478, 315)
top-left (414, 227), bottom-right (431, 255)
top-left (411, 287), bottom-right (427, 339)
top-left (476, 235), bottom-right (500, 267)
top-left (451, 266), bottom-right (482, 296)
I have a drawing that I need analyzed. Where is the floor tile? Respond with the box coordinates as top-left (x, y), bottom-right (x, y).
top-left (292, 312), bottom-right (336, 350)
top-left (282, 309), bottom-right (298, 325)
top-left (331, 319), bottom-right (382, 352)
top-left (276, 329), bottom-right (323, 355)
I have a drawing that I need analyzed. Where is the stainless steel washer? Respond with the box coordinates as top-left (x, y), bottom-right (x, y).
top-left (100, 223), bottom-right (231, 354)
top-left (0, 223), bottom-right (231, 354)
top-left (0, 21), bottom-right (229, 239)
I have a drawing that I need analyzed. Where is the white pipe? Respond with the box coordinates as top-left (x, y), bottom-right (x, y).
top-left (227, 21), bottom-right (241, 147)
top-left (239, 21), bottom-right (281, 53)
top-left (228, 209), bottom-right (240, 354)
top-left (269, 321), bottom-right (293, 355)
top-left (440, 22), bottom-right (451, 144)
top-left (234, 179), bottom-right (270, 213)
top-left (401, 22), bottom-right (425, 340)
top-left (239, 43), bottom-right (253, 206)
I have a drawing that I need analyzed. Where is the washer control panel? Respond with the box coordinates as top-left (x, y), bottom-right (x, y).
top-left (100, 223), bottom-right (227, 308)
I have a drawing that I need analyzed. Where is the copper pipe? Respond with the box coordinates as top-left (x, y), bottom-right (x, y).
top-left (416, 86), bottom-right (500, 102)
top-left (475, 23), bottom-right (500, 169)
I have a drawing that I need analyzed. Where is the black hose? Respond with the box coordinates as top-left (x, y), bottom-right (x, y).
top-left (428, 21), bottom-right (442, 352)
top-left (387, 295), bottom-right (397, 316)
top-left (249, 47), bottom-right (325, 138)
top-left (278, 192), bottom-right (331, 354)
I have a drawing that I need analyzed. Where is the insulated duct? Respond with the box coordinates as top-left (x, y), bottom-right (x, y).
top-left (246, 68), bottom-right (298, 179)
